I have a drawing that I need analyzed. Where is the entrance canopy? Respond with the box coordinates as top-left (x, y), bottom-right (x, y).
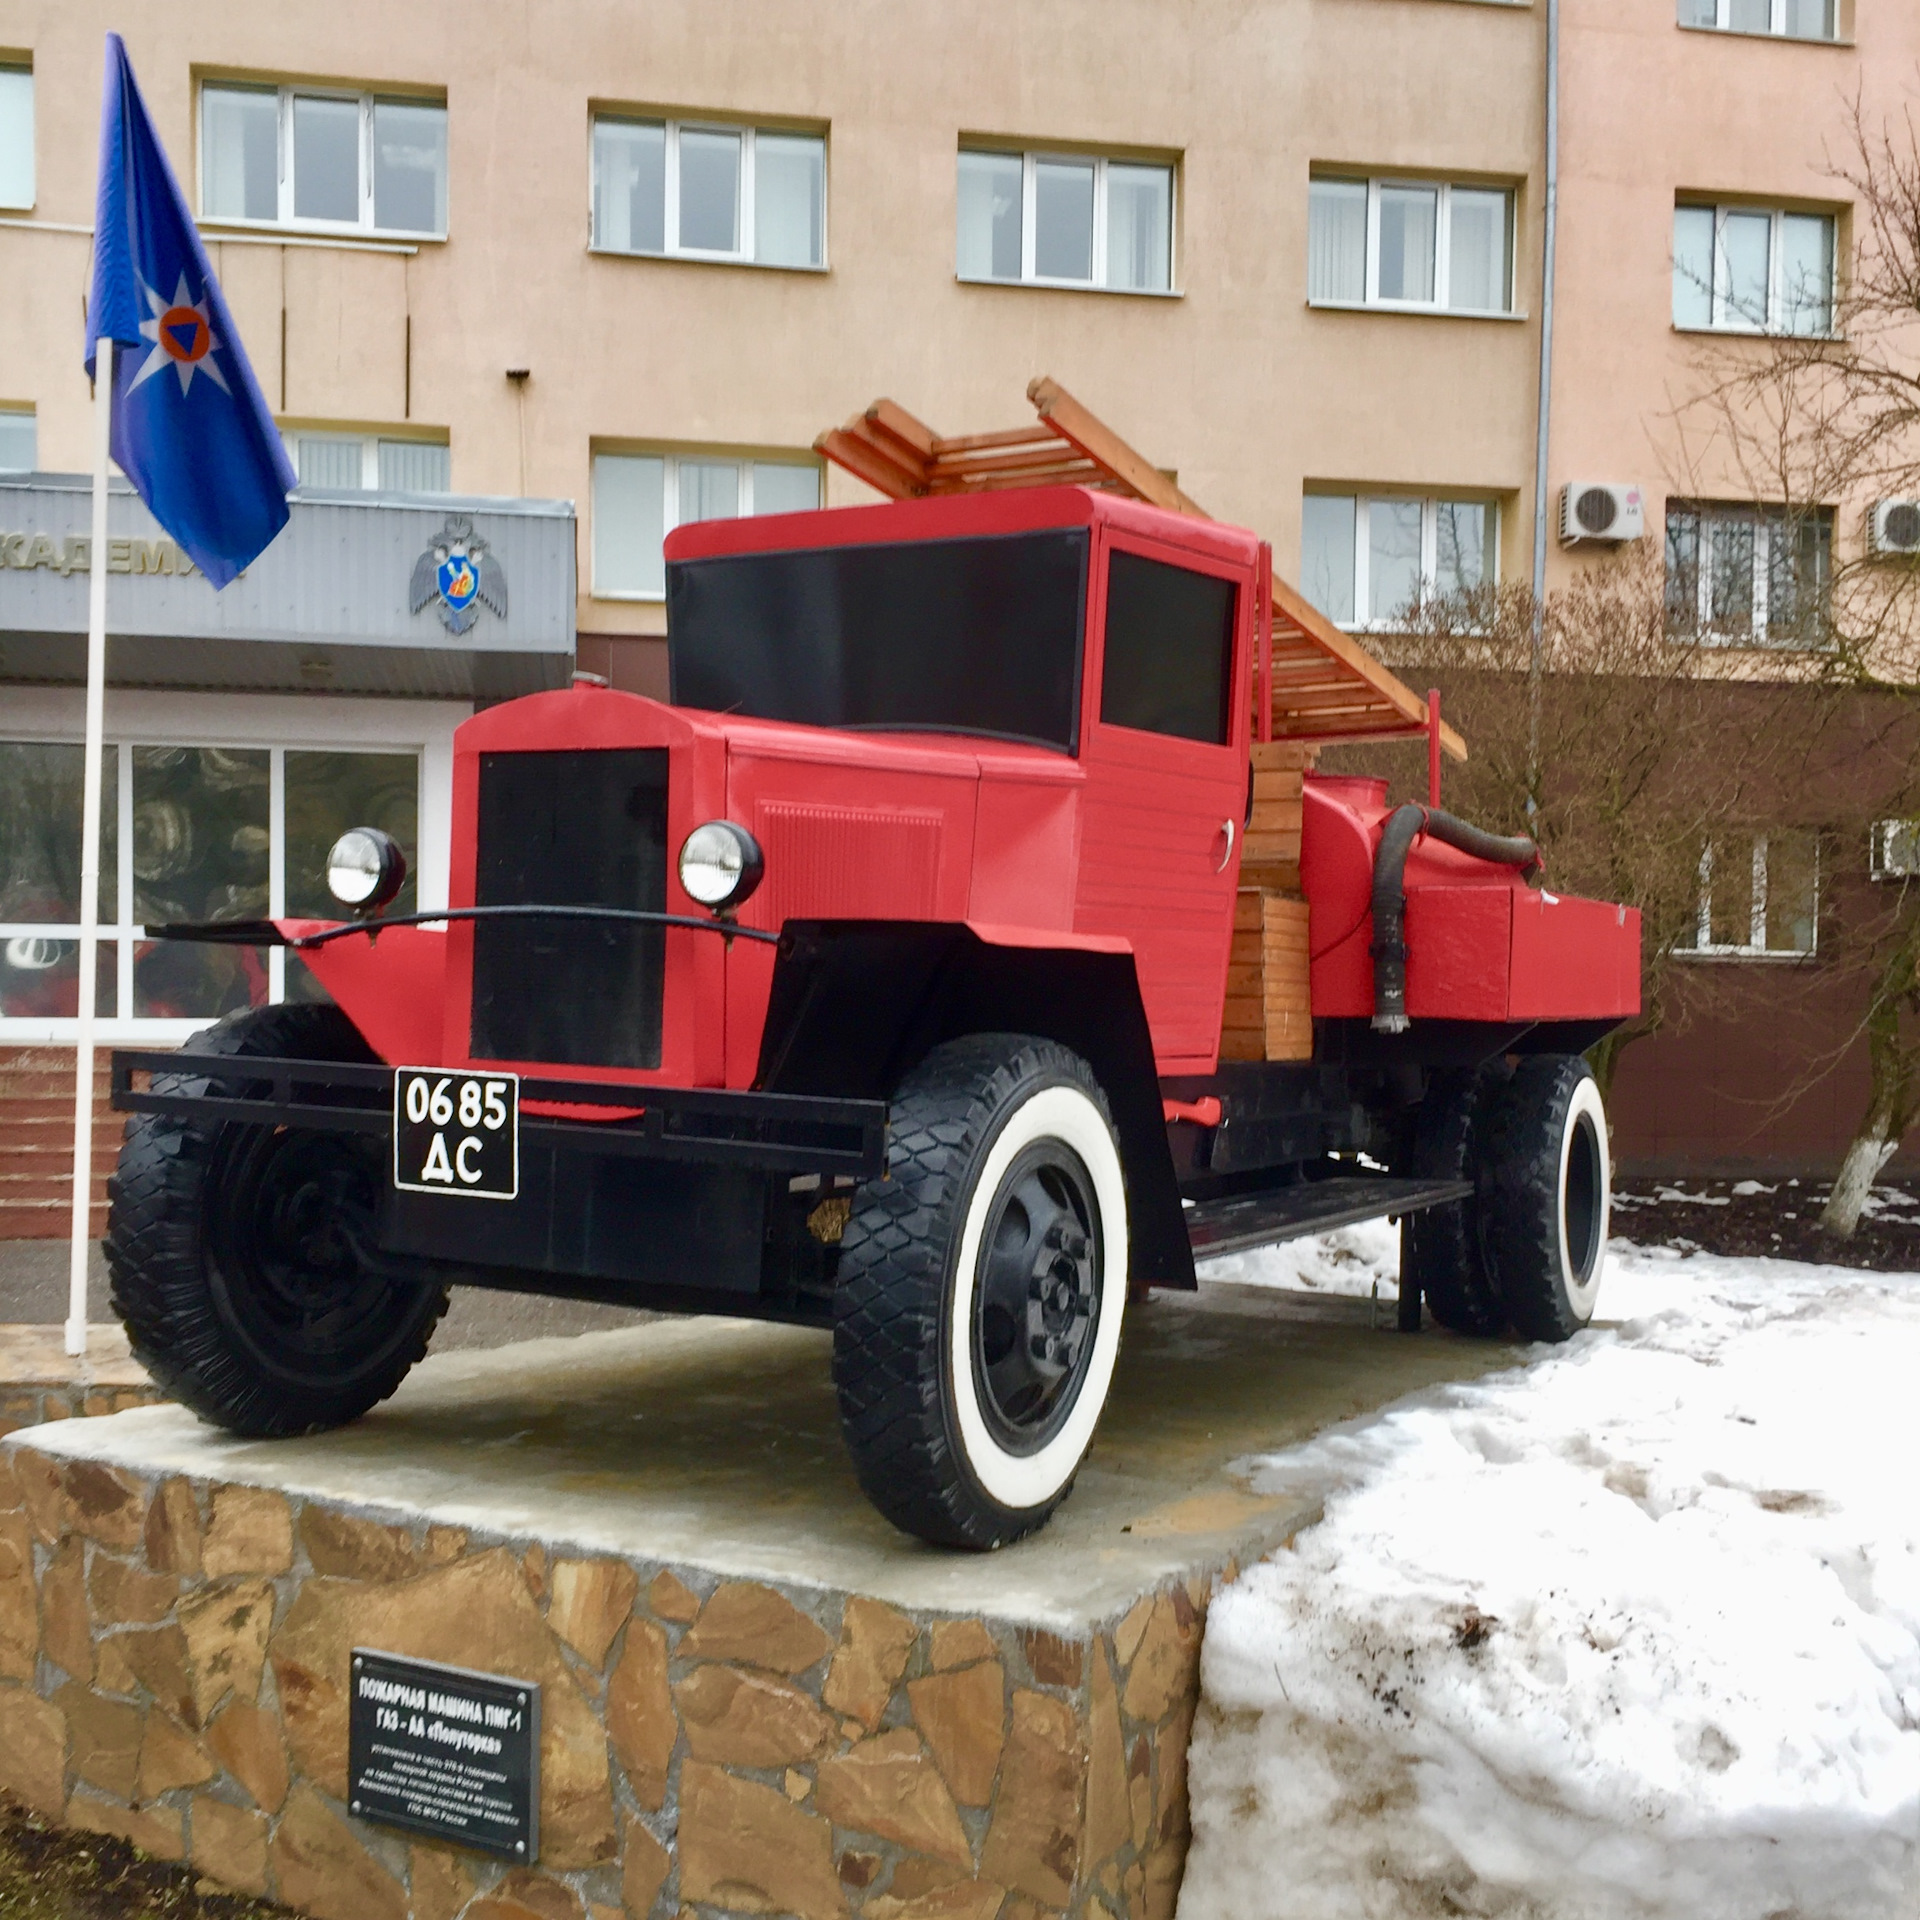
top-left (817, 377), bottom-right (1466, 761)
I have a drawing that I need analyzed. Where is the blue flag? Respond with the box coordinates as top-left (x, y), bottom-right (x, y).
top-left (84, 34), bottom-right (294, 589)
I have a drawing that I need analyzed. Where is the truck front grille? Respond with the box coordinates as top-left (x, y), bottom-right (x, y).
top-left (469, 748), bottom-right (668, 1069)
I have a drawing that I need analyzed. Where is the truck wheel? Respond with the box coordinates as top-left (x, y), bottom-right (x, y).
top-left (107, 1003), bottom-right (450, 1437)
top-left (834, 1035), bottom-right (1129, 1549)
top-left (1402, 1068), bottom-right (1507, 1336)
top-left (1480, 1054), bottom-right (1609, 1342)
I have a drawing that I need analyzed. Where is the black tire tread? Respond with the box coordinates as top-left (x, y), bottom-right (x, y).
top-left (106, 1004), bottom-right (449, 1435)
top-left (833, 1033), bottom-right (1116, 1551)
top-left (1403, 1067), bottom-right (1509, 1337)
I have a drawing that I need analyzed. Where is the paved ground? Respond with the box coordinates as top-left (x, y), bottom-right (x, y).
top-left (0, 1240), bottom-right (654, 1351)
top-left (20, 1281), bottom-right (1522, 1629)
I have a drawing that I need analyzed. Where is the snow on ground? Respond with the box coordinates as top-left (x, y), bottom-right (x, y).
top-left (1179, 1239), bottom-right (1920, 1920)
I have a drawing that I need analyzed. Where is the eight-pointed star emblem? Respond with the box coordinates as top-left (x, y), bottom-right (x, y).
top-left (127, 271), bottom-right (232, 398)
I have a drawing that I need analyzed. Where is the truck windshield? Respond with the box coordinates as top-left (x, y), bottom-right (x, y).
top-left (667, 528), bottom-right (1088, 752)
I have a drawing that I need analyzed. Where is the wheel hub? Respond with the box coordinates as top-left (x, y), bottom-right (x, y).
top-left (973, 1144), bottom-right (1102, 1452)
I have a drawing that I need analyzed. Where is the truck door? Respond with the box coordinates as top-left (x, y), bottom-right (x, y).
top-left (1073, 532), bottom-right (1251, 1072)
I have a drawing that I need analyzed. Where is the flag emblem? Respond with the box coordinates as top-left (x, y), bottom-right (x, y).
top-left (129, 272), bottom-right (230, 397)
top-left (411, 516), bottom-right (508, 635)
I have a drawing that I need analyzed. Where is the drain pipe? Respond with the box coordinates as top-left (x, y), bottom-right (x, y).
top-left (1525, 0), bottom-right (1561, 814)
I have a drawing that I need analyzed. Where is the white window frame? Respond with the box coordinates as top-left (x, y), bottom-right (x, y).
top-left (0, 687), bottom-right (464, 1044)
top-left (0, 61), bottom-right (32, 212)
top-left (1681, 0), bottom-right (1838, 39)
top-left (197, 83), bottom-right (448, 239)
top-left (1665, 501), bottom-right (1831, 645)
top-left (1307, 492), bottom-right (1501, 631)
top-left (282, 430), bottom-right (452, 491)
top-left (1685, 833), bottom-right (1820, 960)
top-left (956, 148), bottom-right (1178, 295)
top-left (591, 450), bottom-right (823, 602)
top-left (1309, 175), bottom-right (1517, 316)
top-left (590, 116), bottom-right (828, 270)
top-left (1673, 203), bottom-right (1836, 335)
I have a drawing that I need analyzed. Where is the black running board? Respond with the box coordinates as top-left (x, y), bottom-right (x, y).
top-left (1185, 1176), bottom-right (1472, 1261)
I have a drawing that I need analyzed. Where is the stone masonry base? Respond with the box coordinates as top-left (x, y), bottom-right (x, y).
top-left (0, 1442), bottom-right (1213, 1920)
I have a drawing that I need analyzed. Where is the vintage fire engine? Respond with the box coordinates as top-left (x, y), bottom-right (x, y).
top-left (107, 382), bottom-right (1639, 1549)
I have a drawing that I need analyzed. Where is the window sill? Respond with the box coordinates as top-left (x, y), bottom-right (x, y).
top-left (955, 274), bottom-right (1183, 300)
top-left (1671, 322), bottom-right (1841, 343)
top-left (197, 218), bottom-right (439, 253)
top-left (588, 246), bottom-right (828, 275)
top-left (1308, 299), bottom-right (1527, 322)
top-left (1676, 22), bottom-right (1851, 45)
top-left (591, 590), bottom-right (667, 605)
top-left (1676, 947), bottom-right (1819, 964)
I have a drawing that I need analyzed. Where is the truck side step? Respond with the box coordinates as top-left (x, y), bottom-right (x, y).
top-left (1185, 1176), bottom-right (1472, 1261)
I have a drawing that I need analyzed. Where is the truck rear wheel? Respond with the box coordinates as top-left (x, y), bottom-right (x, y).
top-left (833, 1034), bottom-right (1128, 1549)
top-left (106, 1003), bottom-right (451, 1436)
top-left (1401, 1067), bottom-right (1507, 1336)
top-left (1480, 1054), bottom-right (1609, 1341)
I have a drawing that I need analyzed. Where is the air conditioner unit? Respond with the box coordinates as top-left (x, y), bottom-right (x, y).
top-left (1871, 819), bottom-right (1920, 880)
top-left (1560, 483), bottom-right (1645, 545)
top-left (1870, 500), bottom-right (1920, 557)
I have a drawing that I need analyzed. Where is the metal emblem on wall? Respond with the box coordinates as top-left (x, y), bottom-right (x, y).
top-left (411, 515), bottom-right (508, 635)
top-left (349, 1648), bottom-right (540, 1860)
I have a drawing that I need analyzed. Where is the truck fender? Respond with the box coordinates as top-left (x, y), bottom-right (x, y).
top-left (757, 922), bottom-right (1195, 1290)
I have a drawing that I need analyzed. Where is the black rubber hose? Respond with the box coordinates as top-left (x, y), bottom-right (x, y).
top-left (1370, 805), bottom-right (1542, 1033)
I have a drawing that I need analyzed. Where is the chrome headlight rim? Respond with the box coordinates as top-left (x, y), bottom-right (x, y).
top-left (677, 820), bottom-right (765, 912)
top-left (325, 826), bottom-right (408, 915)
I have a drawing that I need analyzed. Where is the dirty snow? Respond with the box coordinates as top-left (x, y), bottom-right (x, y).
top-left (1178, 1243), bottom-right (1920, 1920)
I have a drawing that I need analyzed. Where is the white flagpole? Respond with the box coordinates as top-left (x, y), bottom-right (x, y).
top-left (66, 336), bottom-right (114, 1359)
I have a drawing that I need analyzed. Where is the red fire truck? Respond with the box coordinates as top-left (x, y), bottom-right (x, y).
top-left (106, 385), bottom-right (1639, 1549)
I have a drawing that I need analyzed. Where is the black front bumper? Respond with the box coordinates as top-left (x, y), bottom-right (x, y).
top-left (111, 1051), bottom-right (887, 1313)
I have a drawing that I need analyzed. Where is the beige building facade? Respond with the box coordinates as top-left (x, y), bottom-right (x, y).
top-left (0, 0), bottom-right (1913, 1163)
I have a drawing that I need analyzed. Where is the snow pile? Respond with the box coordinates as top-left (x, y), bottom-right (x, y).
top-left (1197, 1216), bottom-right (1401, 1300)
top-left (1180, 1246), bottom-right (1920, 1920)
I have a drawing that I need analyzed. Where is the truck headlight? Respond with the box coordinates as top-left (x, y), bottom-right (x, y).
top-left (678, 821), bottom-right (764, 912)
top-left (325, 827), bottom-right (408, 914)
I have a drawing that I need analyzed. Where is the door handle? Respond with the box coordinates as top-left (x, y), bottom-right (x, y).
top-left (1215, 818), bottom-right (1235, 873)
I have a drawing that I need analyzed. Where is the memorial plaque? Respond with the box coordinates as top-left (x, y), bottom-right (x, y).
top-left (348, 1648), bottom-right (539, 1860)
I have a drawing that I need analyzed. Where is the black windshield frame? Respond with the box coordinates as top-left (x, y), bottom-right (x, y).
top-left (667, 528), bottom-right (1090, 753)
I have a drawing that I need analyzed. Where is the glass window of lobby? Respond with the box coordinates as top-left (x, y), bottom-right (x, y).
top-left (957, 149), bottom-right (1174, 293)
top-left (1309, 175), bottom-right (1514, 314)
top-left (1678, 0), bottom-right (1836, 39)
top-left (0, 62), bottom-right (31, 210)
top-left (593, 117), bottom-right (826, 269)
top-left (1301, 493), bottom-right (1497, 629)
top-left (200, 83), bottom-right (447, 236)
top-left (0, 743), bottom-right (418, 1027)
top-left (592, 452), bottom-right (821, 599)
top-left (1673, 204), bottom-right (1835, 334)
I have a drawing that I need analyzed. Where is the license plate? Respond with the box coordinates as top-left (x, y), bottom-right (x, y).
top-left (392, 1069), bottom-right (519, 1200)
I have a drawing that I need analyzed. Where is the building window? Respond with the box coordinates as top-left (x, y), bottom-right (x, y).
top-left (1677, 0), bottom-right (1836, 39)
top-left (285, 431), bottom-right (451, 492)
top-left (0, 407), bottom-right (33, 473)
top-left (592, 117), bottom-right (825, 269)
top-left (956, 149), bottom-right (1174, 293)
top-left (1301, 492), bottom-right (1497, 628)
top-left (0, 740), bottom-right (418, 1027)
top-left (1308, 175), bottom-right (1514, 314)
top-left (0, 62), bottom-right (31, 210)
top-left (1665, 501), bottom-right (1831, 645)
top-left (1672, 203), bottom-right (1835, 334)
top-left (1685, 832), bottom-right (1818, 958)
top-left (592, 452), bottom-right (821, 599)
top-left (199, 84), bottom-right (447, 237)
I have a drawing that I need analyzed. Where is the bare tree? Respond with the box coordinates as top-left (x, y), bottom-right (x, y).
top-left (1678, 92), bottom-right (1920, 1234)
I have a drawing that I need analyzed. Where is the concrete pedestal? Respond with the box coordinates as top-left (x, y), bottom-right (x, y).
top-left (0, 1285), bottom-right (1516, 1920)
